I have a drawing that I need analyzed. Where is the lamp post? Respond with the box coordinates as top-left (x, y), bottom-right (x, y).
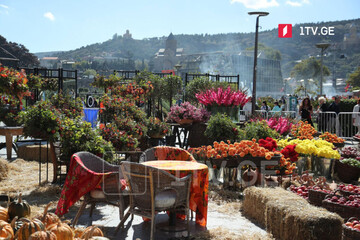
top-left (316, 43), bottom-right (330, 96)
top-left (248, 11), bottom-right (269, 114)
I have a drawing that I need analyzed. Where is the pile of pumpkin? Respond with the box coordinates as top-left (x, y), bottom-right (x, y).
top-left (0, 194), bottom-right (109, 240)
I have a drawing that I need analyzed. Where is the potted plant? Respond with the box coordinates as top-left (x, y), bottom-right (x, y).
top-left (61, 118), bottom-right (114, 161)
top-left (0, 96), bottom-right (22, 127)
top-left (19, 101), bottom-right (62, 141)
top-left (204, 113), bottom-right (240, 143)
top-left (147, 117), bottom-right (170, 139)
top-left (168, 102), bottom-right (210, 125)
top-left (99, 123), bottom-right (138, 152)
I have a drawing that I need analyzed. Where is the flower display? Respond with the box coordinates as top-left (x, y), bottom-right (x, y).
top-left (319, 132), bottom-right (345, 144)
top-left (189, 139), bottom-right (277, 160)
top-left (91, 73), bottom-right (122, 90)
top-left (189, 139), bottom-right (296, 174)
top-left (195, 86), bottom-right (250, 107)
top-left (277, 138), bottom-right (341, 159)
top-left (258, 137), bottom-right (277, 151)
top-left (290, 121), bottom-right (317, 140)
top-left (280, 144), bottom-right (299, 162)
top-left (110, 81), bottom-right (153, 101)
top-left (168, 102), bottom-right (210, 123)
top-left (147, 117), bottom-right (170, 138)
top-left (0, 96), bottom-right (22, 126)
top-left (19, 101), bottom-right (62, 141)
top-left (51, 93), bottom-right (83, 119)
top-left (113, 115), bottom-right (147, 139)
top-left (266, 117), bottom-right (293, 136)
top-left (99, 123), bottom-right (138, 151)
top-left (0, 65), bottom-right (30, 101)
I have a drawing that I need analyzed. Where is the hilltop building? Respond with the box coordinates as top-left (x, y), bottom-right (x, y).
top-left (152, 33), bottom-right (184, 71)
top-left (123, 30), bottom-right (132, 39)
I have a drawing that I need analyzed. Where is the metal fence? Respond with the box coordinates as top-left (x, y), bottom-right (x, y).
top-left (239, 109), bottom-right (360, 139)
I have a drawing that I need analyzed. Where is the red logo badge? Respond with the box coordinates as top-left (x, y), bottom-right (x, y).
top-left (278, 24), bottom-right (292, 38)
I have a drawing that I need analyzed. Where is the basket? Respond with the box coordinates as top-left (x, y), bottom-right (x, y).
top-left (210, 154), bottom-right (281, 169)
top-left (343, 217), bottom-right (360, 240)
top-left (334, 160), bottom-right (360, 183)
top-left (340, 189), bottom-right (360, 197)
top-left (322, 195), bottom-right (360, 219)
top-left (148, 133), bottom-right (166, 139)
top-left (308, 189), bottom-right (330, 206)
top-left (333, 142), bottom-right (345, 148)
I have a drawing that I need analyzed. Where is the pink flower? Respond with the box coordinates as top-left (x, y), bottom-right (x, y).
top-left (196, 86), bottom-right (250, 107)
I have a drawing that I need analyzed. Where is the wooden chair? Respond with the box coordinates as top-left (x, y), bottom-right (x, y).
top-left (139, 146), bottom-right (196, 163)
top-left (116, 161), bottom-right (192, 240)
top-left (72, 152), bottom-right (129, 226)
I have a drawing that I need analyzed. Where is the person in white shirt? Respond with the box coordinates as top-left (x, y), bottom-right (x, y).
top-left (352, 99), bottom-right (360, 137)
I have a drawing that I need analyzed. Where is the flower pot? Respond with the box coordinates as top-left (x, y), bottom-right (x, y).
top-left (148, 133), bottom-right (166, 139)
top-left (176, 119), bottom-right (193, 125)
top-left (334, 160), bottom-right (360, 183)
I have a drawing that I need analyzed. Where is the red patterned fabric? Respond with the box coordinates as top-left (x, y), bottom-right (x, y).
top-left (153, 146), bottom-right (196, 162)
top-left (55, 154), bottom-right (126, 216)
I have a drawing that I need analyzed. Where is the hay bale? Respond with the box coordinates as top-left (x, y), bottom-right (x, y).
top-left (0, 158), bottom-right (9, 180)
top-left (243, 187), bottom-right (343, 240)
top-left (17, 145), bottom-right (51, 162)
top-left (243, 187), bottom-right (306, 226)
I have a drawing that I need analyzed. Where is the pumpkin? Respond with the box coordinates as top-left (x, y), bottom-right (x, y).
top-left (15, 218), bottom-right (44, 240)
top-left (10, 217), bottom-right (23, 234)
top-left (0, 207), bottom-right (8, 222)
top-left (81, 226), bottom-right (103, 239)
top-left (82, 227), bottom-right (109, 240)
top-left (47, 222), bottom-right (73, 240)
top-left (8, 194), bottom-right (31, 220)
top-left (0, 220), bottom-right (14, 240)
top-left (33, 203), bottom-right (60, 228)
top-left (72, 227), bottom-right (85, 238)
top-left (28, 230), bottom-right (57, 240)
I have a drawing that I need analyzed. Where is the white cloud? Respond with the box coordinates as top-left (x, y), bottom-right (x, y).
top-left (44, 12), bottom-right (55, 21)
top-left (286, 0), bottom-right (310, 7)
top-left (0, 4), bottom-right (9, 9)
top-left (231, 0), bottom-right (279, 9)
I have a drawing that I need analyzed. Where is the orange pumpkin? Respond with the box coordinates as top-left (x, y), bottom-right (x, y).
top-left (0, 207), bottom-right (8, 222)
top-left (47, 222), bottom-right (73, 240)
top-left (34, 203), bottom-right (60, 228)
top-left (81, 226), bottom-right (103, 239)
top-left (15, 218), bottom-right (45, 240)
top-left (28, 230), bottom-right (57, 240)
top-left (72, 227), bottom-right (85, 238)
top-left (0, 220), bottom-right (14, 240)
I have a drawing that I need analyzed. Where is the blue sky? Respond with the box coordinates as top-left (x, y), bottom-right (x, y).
top-left (0, 0), bottom-right (359, 53)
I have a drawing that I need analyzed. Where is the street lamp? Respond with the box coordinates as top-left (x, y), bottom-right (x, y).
top-left (248, 11), bottom-right (269, 114)
top-left (316, 43), bottom-right (330, 96)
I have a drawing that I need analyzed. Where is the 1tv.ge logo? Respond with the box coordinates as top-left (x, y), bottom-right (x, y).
top-left (278, 24), bottom-right (335, 38)
top-left (278, 24), bottom-right (292, 38)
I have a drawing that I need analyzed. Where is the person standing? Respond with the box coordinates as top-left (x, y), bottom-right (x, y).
top-left (317, 97), bottom-right (328, 132)
top-left (328, 96), bottom-right (341, 133)
top-left (272, 101), bottom-right (282, 112)
top-left (299, 97), bottom-right (313, 126)
top-left (353, 99), bottom-right (360, 137)
top-left (261, 101), bottom-right (269, 119)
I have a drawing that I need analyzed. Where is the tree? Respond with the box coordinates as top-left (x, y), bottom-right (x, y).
top-left (0, 35), bottom-right (39, 67)
top-left (290, 57), bottom-right (330, 96)
top-left (347, 66), bottom-right (360, 88)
